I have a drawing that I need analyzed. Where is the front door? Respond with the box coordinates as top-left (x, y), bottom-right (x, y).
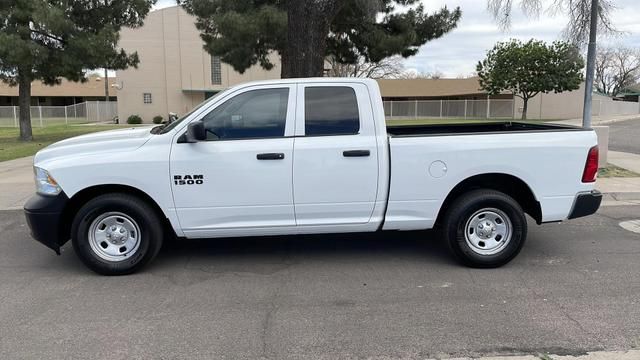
top-left (170, 85), bottom-right (297, 237)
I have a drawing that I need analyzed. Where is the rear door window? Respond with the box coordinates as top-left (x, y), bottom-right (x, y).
top-left (304, 87), bottom-right (360, 136)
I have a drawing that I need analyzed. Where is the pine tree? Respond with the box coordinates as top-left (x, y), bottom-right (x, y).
top-left (0, 0), bottom-right (155, 141)
top-left (180, 0), bottom-right (461, 78)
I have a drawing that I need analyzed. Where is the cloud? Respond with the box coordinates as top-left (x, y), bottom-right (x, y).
top-left (154, 0), bottom-right (176, 9)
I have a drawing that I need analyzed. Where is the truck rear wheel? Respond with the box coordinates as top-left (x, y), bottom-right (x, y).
top-left (71, 193), bottom-right (163, 275)
top-left (443, 189), bottom-right (527, 268)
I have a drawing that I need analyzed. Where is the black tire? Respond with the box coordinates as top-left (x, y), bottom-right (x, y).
top-left (71, 193), bottom-right (164, 275)
top-left (443, 189), bottom-right (527, 268)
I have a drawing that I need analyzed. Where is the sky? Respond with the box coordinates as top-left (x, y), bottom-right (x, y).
top-left (154, 0), bottom-right (640, 77)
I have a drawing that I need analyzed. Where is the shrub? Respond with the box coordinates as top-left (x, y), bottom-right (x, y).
top-left (127, 115), bottom-right (143, 124)
top-left (152, 115), bottom-right (163, 124)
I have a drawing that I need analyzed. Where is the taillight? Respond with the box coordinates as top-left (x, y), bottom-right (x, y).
top-left (582, 146), bottom-right (599, 183)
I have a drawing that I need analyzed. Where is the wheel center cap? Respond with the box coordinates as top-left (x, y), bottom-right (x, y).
top-left (477, 220), bottom-right (497, 238)
top-left (108, 225), bottom-right (128, 243)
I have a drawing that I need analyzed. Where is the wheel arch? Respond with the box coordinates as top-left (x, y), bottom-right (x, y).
top-left (435, 173), bottom-right (542, 226)
top-left (59, 184), bottom-right (175, 244)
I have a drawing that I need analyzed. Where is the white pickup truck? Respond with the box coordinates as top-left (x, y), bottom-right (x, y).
top-left (24, 78), bottom-right (602, 275)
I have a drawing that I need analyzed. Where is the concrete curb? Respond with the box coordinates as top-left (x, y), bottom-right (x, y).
top-left (605, 192), bottom-right (640, 201)
top-left (601, 192), bottom-right (640, 207)
top-left (592, 117), bottom-right (640, 125)
top-left (595, 177), bottom-right (640, 195)
top-left (444, 349), bottom-right (640, 359)
top-left (552, 115), bottom-right (640, 127)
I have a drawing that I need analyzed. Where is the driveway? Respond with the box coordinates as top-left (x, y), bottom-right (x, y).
top-left (1, 205), bottom-right (639, 359)
top-left (609, 119), bottom-right (640, 155)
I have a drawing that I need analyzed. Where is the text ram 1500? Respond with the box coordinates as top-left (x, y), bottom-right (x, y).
top-left (24, 78), bottom-right (602, 275)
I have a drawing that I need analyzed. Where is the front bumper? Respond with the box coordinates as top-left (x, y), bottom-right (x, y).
top-left (24, 192), bottom-right (70, 255)
top-left (568, 190), bottom-right (602, 220)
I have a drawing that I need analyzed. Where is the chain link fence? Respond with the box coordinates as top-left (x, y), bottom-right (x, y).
top-left (0, 101), bottom-right (117, 127)
top-left (384, 99), bottom-right (515, 120)
top-left (384, 98), bottom-right (639, 121)
top-left (1, 98), bottom-right (637, 127)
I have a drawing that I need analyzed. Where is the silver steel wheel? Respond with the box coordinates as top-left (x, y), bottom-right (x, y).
top-left (464, 208), bottom-right (512, 256)
top-left (88, 212), bottom-right (141, 262)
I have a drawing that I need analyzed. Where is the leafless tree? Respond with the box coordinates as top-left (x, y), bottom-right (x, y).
top-left (457, 72), bottom-right (477, 79)
top-left (594, 46), bottom-right (640, 96)
top-left (396, 69), bottom-right (445, 79)
top-left (326, 55), bottom-right (405, 79)
top-left (487, 0), bottom-right (617, 44)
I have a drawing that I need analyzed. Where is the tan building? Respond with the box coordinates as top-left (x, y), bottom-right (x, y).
top-left (115, 6), bottom-right (280, 123)
top-left (0, 75), bottom-right (117, 106)
top-left (377, 77), bottom-right (509, 101)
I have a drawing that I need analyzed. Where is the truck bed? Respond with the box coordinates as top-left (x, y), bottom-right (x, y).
top-left (386, 121), bottom-right (585, 137)
top-left (383, 123), bottom-right (598, 230)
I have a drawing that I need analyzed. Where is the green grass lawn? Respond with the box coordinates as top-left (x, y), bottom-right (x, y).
top-left (0, 124), bottom-right (127, 162)
top-left (0, 118), bottom-right (572, 163)
top-left (0, 117), bottom-right (92, 128)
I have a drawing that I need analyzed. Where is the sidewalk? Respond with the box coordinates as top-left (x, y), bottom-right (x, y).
top-left (607, 150), bottom-right (640, 174)
top-left (596, 150), bottom-right (640, 205)
top-left (552, 114), bottom-right (640, 127)
top-left (1, 153), bottom-right (640, 210)
top-left (0, 156), bottom-right (34, 210)
top-left (446, 350), bottom-right (640, 359)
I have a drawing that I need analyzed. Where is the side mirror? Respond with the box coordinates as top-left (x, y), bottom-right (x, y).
top-left (180, 121), bottom-right (206, 143)
top-left (168, 112), bottom-right (178, 123)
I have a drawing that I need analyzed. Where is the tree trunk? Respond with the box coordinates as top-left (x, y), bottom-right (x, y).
top-left (104, 68), bottom-right (110, 102)
top-left (18, 71), bottom-right (33, 141)
top-left (282, 0), bottom-right (338, 78)
top-left (280, 49), bottom-right (289, 79)
top-left (521, 98), bottom-right (528, 120)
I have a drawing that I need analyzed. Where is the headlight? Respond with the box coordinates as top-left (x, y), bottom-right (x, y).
top-left (34, 167), bottom-right (62, 196)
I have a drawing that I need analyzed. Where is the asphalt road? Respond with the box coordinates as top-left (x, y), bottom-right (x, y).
top-left (609, 119), bottom-right (640, 155)
top-left (1, 206), bottom-right (639, 359)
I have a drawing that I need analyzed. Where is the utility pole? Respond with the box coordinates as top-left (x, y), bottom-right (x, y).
top-left (582, 0), bottom-right (598, 129)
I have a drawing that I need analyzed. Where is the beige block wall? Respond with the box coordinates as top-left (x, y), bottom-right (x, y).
top-left (116, 6), bottom-right (280, 123)
top-left (514, 83), bottom-right (587, 120)
top-left (513, 83), bottom-right (639, 120)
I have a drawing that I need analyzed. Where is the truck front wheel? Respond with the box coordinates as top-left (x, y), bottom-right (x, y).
top-left (71, 193), bottom-right (164, 275)
top-left (443, 189), bottom-right (527, 268)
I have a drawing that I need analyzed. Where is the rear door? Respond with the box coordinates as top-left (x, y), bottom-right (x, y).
top-left (292, 83), bottom-right (379, 226)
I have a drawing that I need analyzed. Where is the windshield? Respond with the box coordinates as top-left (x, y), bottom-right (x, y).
top-left (158, 89), bottom-right (232, 134)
